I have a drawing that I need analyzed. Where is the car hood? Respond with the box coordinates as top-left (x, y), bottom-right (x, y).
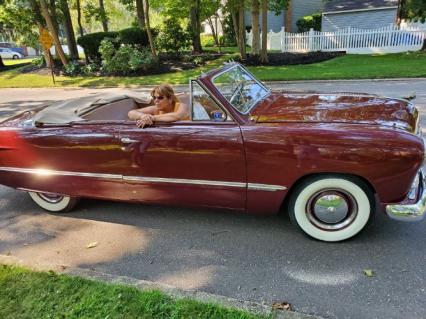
top-left (251, 92), bottom-right (418, 133)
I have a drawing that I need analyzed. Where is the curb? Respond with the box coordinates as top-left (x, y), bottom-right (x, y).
top-left (0, 254), bottom-right (323, 319)
top-left (67, 267), bottom-right (324, 319)
top-left (1, 77), bottom-right (425, 90)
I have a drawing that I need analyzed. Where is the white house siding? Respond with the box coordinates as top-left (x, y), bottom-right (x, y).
top-left (244, 11), bottom-right (284, 33)
top-left (291, 0), bottom-right (324, 32)
top-left (244, 0), bottom-right (323, 32)
top-left (322, 8), bottom-right (397, 32)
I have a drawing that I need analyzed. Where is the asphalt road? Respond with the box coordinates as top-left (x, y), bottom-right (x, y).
top-left (0, 80), bottom-right (425, 319)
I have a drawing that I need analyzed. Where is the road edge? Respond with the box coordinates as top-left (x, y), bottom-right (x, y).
top-left (0, 254), bottom-right (323, 319)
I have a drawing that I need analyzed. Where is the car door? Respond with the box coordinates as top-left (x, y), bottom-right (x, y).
top-left (118, 82), bottom-right (246, 210)
top-left (13, 122), bottom-right (131, 201)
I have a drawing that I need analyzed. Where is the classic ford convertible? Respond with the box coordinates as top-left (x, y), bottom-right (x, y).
top-left (0, 63), bottom-right (424, 242)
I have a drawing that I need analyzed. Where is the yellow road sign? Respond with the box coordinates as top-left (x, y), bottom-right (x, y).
top-left (39, 28), bottom-right (53, 50)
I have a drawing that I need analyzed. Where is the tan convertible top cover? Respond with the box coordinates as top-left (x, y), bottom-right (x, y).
top-left (33, 93), bottom-right (150, 125)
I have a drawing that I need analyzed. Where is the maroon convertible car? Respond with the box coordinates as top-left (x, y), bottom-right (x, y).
top-left (0, 62), bottom-right (424, 242)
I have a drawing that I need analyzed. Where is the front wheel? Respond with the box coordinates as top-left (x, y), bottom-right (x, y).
top-left (288, 176), bottom-right (374, 242)
top-left (28, 192), bottom-right (78, 213)
top-left (12, 55), bottom-right (19, 59)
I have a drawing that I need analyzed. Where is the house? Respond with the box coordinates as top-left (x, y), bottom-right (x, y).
top-left (322, 0), bottom-right (399, 32)
top-left (244, 0), bottom-right (324, 32)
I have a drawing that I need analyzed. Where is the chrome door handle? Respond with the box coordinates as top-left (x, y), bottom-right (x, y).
top-left (120, 137), bottom-right (138, 144)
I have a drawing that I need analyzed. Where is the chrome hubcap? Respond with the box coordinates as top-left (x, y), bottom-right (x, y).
top-left (37, 193), bottom-right (64, 204)
top-left (306, 190), bottom-right (358, 231)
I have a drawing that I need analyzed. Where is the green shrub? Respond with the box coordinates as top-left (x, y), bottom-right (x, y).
top-left (31, 56), bottom-right (45, 67)
top-left (156, 17), bottom-right (191, 53)
top-left (63, 61), bottom-right (82, 76)
top-left (201, 34), bottom-right (215, 47)
top-left (117, 27), bottom-right (150, 47)
top-left (77, 31), bottom-right (118, 62)
top-left (99, 39), bottom-right (156, 75)
top-left (296, 13), bottom-right (322, 32)
top-left (82, 63), bottom-right (100, 76)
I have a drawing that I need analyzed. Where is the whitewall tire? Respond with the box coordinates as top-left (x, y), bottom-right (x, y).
top-left (288, 176), bottom-right (374, 242)
top-left (28, 192), bottom-right (78, 213)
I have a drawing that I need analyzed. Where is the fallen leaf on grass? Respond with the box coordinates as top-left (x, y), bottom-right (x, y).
top-left (272, 302), bottom-right (292, 311)
top-left (363, 269), bottom-right (375, 277)
top-left (86, 242), bottom-right (98, 249)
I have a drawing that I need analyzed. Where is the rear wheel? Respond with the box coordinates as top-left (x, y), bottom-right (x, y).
top-left (288, 175), bottom-right (374, 242)
top-left (12, 55), bottom-right (19, 59)
top-left (28, 192), bottom-right (78, 213)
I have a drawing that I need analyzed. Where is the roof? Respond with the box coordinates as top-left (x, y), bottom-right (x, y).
top-left (324, 0), bottom-right (399, 13)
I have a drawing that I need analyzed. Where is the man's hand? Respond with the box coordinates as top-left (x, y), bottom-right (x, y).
top-left (136, 114), bottom-right (155, 128)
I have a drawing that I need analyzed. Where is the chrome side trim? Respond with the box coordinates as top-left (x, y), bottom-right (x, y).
top-left (0, 166), bottom-right (286, 192)
top-left (248, 183), bottom-right (287, 191)
top-left (124, 176), bottom-right (246, 188)
top-left (0, 167), bottom-right (122, 180)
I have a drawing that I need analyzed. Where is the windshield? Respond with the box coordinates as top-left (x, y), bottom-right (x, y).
top-left (212, 65), bottom-right (269, 114)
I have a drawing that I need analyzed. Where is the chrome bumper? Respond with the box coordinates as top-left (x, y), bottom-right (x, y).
top-left (386, 171), bottom-right (426, 222)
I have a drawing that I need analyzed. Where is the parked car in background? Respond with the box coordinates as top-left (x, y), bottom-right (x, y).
top-left (0, 42), bottom-right (26, 56)
top-left (0, 48), bottom-right (24, 59)
top-left (0, 62), bottom-right (424, 242)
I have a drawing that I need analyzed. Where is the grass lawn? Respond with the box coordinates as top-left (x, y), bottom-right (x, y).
top-left (0, 51), bottom-right (425, 88)
top-left (0, 264), bottom-right (268, 319)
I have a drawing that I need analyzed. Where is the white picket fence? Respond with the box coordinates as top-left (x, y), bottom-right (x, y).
top-left (247, 23), bottom-right (426, 54)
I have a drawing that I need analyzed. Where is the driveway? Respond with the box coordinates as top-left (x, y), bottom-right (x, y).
top-left (0, 80), bottom-right (425, 319)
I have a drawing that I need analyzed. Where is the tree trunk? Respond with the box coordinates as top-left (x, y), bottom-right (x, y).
top-left (0, 56), bottom-right (4, 69)
top-left (135, 0), bottom-right (145, 28)
top-left (251, 0), bottom-right (260, 56)
top-left (207, 17), bottom-right (220, 50)
top-left (285, 0), bottom-right (292, 32)
top-left (28, 0), bottom-right (52, 67)
top-left (49, 0), bottom-right (60, 35)
top-left (60, 0), bottom-right (79, 60)
top-left (76, 0), bottom-right (84, 37)
top-left (231, 11), bottom-right (240, 49)
top-left (39, 0), bottom-right (68, 66)
top-left (143, 0), bottom-right (157, 58)
top-left (190, 0), bottom-right (202, 54)
top-left (238, 2), bottom-right (246, 59)
top-left (260, 0), bottom-right (268, 63)
top-left (98, 0), bottom-right (108, 32)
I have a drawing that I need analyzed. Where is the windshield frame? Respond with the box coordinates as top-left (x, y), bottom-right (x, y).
top-left (211, 64), bottom-right (270, 115)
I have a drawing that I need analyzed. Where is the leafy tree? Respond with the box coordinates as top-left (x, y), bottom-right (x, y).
top-left (400, 0), bottom-right (426, 22)
top-left (0, 0), bottom-right (39, 48)
top-left (150, 0), bottom-right (220, 53)
top-left (156, 16), bottom-right (190, 52)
